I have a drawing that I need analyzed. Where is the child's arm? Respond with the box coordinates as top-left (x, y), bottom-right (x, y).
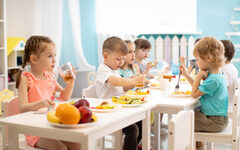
top-left (179, 65), bottom-right (194, 85)
top-left (18, 76), bottom-right (54, 113)
top-left (191, 70), bottom-right (207, 98)
top-left (55, 80), bottom-right (74, 101)
top-left (56, 67), bottom-right (76, 101)
top-left (107, 76), bottom-right (146, 87)
top-left (132, 63), bottom-right (141, 76)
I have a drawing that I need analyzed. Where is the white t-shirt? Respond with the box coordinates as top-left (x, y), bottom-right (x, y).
top-left (96, 64), bottom-right (123, 99)
top-left (222, 63), bottom-right (238, 110)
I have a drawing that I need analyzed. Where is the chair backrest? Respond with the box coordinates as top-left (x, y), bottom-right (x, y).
top-left (2, 97), bottom-right (20, 117)
top-left (82, 84), bottom-right (98, 98)
top-left (168, 110), bottom-right (194, 150)
top-left (1, 97), bottom-right (20, 150)
top-left (232, 90), bottom-right (240, 141)
top-left (87, 71), bottom-right (97, 86)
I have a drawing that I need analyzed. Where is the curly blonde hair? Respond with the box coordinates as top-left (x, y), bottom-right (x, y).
top-left (193, 37), bottom-right (225, 68)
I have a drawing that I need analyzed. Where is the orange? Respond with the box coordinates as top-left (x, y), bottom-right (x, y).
top-left (56, 103), bottom-right (69, 118)
top-left (59, 104), bottom-right (80, 124)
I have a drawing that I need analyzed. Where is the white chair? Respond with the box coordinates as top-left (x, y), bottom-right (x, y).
top-left (87, 71), bottom-right (97, 86)
top-left (168, 110), bottom-right (194, 150)
top-left (1, 97), bottom-right (42, 150)
top-left (194, 91), bottom-right (240, 150)
top-left (82, 84), bottom-right (98, 98)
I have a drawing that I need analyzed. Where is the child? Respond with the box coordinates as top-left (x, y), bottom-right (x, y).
top-left (119, 40), bottom-right (140, 90)
top-left (96, 36), bottom-right (147, 150)
top-left (16, 36), bottom-right (81, 150)
top-left (134, 38), bottom-right (154, 78)
top-left (180, 37), bottom-right (228, 149)
top-left (221, 40), bottom-right (238, 111)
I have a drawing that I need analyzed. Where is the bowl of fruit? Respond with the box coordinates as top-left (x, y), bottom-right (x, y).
top-left (47, 99), bottom-right (97, 128)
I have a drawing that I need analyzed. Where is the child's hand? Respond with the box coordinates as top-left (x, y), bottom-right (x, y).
top-left (41, 98), bottom-right (55, 108)
top-left (179, 56), bottom-right (186, 67)
top-left (133, 75), bottom-right (147, 86)
top-left (179, 65), bottom-right (188, 77)
top-left (196, 70), bottom-right (208, 80)
top-left (146, 62), bottom-right (153, 71)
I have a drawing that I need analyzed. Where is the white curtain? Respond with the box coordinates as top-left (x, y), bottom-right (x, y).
top-left (34, 0), bottom-right (63, 71)
top-left (67, 0), bottom-right (95, 71)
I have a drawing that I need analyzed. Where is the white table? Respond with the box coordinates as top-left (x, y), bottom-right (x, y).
top-left (149, 80), bottom-right (200, 150)
top-left (0, 98), bottom-right (155, 150)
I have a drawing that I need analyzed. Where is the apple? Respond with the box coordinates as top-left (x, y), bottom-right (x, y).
top-left (74, 99), bottom-right (90, 108)
top-left (79, 106), bottom-right (92, 123)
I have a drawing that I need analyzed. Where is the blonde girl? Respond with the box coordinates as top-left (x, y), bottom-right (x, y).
top-left (180, 37), bottom-right (228, 149)
top-left (16, 36), bottom-right (81, 150)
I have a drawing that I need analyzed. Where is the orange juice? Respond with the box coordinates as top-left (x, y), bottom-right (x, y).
top-left (63, 76), bottom-right (73, 83)
top-left (163, 75), bottom-right (172, 82)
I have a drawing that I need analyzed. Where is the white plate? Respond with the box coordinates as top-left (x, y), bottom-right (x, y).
top-left (49, 121), bottom-right (97, 128)
top-left (91, 106), bottom-right (121, 113)
top-left (169, 93), bottom-right (191, 98)
top-left (120, 103), bottom-right (147, 107)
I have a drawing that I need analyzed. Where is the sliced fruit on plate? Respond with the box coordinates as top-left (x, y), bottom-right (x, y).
top-left (172, 90), bottom-right (191, 95)
top-left (125, 89), bottom-right (150, 95)
top-left (112, 96), bottom-right (147, 104)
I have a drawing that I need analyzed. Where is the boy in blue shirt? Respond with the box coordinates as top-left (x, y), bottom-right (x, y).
top-left (180, 37), bottom-right (228, 149)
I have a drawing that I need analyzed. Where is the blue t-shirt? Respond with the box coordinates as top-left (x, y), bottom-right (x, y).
top-left (198, 73), bottom-right (228, 116)
top-left (119, 68), bottom-right (135, 78)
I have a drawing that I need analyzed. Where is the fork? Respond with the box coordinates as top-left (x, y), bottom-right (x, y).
top-left (175, 72), bottom-right (181, 92)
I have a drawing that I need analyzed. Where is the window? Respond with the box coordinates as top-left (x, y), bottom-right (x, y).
top-left (96, 0), bottom-right (196, 34)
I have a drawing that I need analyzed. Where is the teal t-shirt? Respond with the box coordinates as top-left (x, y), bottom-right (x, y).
top-left (119, 68), bottom-right (135, 78)
top-left (198, 73), bottom-right (228, 116)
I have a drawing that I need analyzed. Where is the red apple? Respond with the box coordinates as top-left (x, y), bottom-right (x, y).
top-left (74, 99), bottom-right (90, 108)
top-left (78, 106), bottom-right (92, 123)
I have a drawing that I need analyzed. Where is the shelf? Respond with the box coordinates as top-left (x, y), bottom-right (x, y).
top-left (225, 32), bottom-right (240, 37)
top-left (0, 47), bottom-right (4, 50)
top-left (232, 58), bottom-right (240, 62)
top-left (230, 21), bottom-right (240, 25)
top-left (8, 66), bottom-right (21, 70)
top-left (233, 8), bottom-right (240, 11)
top-left (0, 19), bottom-right (4, 23)
top-left (0, 74), bottom-right (5, 77)
top-left (235, 44), bottom-right (240, 48)
top-left (8, 82), bottom-right (16, 85)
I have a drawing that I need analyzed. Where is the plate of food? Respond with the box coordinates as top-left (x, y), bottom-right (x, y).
top-left (112, 96), bottom-right (147, 107)
top-left (124, 89), bottom-right (150, 98)
top-left (169, 91), bottom-right (192, 98)
top-left (90, 101), bottom-right (120, 113)
top-left (149, 83), bottom-right (161, 89)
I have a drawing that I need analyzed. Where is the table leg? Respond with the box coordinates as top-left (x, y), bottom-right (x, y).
top-left (114, 130), bottom-right (122, 150)
top-left (154, 112), bottom-right (161, 150)
top-left (82, 137), bottom-right (95, 150)
top-left (142, 110), bottom-right (151, 150)
top-left (8, 126), bottom-right (19, 150)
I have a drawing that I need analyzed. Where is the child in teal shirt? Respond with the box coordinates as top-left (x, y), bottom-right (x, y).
top-left (180, 37), bottom-right (228, 149)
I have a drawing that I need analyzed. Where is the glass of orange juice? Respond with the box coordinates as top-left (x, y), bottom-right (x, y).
top-left (58, 62), bottom-right (75, 83)
top-left (135, 74), bottom-right (146, 88)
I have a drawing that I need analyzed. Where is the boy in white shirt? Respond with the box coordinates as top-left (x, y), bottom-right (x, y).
top-left (96, 36), bottom-right (147, 150)
top-left (221, 40), bottom-right (238, 111)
